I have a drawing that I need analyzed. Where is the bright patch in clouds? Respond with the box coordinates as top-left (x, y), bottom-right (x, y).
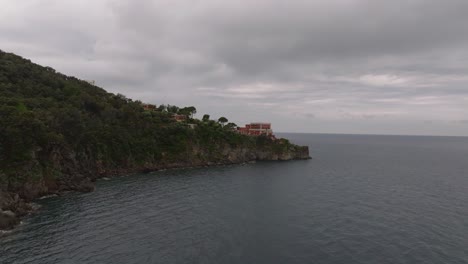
top-left (359, 74), bottom-right (408, 87)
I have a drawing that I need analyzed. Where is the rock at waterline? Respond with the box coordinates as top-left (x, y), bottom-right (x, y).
top-left (0, 210), bottom-right (20, 230)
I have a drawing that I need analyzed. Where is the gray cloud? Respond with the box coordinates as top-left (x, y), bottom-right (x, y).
top-left (1, 0), bottom-right (468, 136)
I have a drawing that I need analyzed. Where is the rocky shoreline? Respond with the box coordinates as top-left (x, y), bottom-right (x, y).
top-left (0, 146), bottom-right (311, 231)
top-left (0, 50), bottom-right (312, 232)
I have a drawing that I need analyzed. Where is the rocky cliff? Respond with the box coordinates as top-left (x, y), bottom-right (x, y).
top-left (0, 140), bottom-right (310, 230)
top-left (0, 50), bottom-right (311, 231)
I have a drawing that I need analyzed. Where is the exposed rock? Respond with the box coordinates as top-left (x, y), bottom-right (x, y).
top-left (0, 140), bottom-right (310, 230)
top-left (0, 210), bottom-right (19, 230)
top-left (2, 210), bottom-right (15, 217)
top-left (75, 178), bottom-right (95, 193)
top-left (0, 192), bottom-right (23, 230)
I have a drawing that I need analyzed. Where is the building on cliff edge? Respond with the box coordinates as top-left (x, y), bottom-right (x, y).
top-left (142, 103), bottom-right (157, 111)
top-left (237, 122), bottom-right (276, 139)
top-left (173, 114), bottom-right (187, 122)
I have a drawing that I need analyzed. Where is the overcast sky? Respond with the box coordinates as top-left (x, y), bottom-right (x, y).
top-left (1, 0), bottom-right (468, 136)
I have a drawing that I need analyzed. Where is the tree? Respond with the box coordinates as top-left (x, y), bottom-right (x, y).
top-left (157, 105), bottom-right (166, 112)
top-left (186, 106), bottom-right (196, 118)
top-left (218, 117), bottom-right (228, 126)
top-left (225, 122), bottom-right (237, 130)
top-left (166, 105), bottom-right (179, 114)
top-left (179, 106), bottom-right (197, 118)
top-left (202, 114), bottom-right (210, 122)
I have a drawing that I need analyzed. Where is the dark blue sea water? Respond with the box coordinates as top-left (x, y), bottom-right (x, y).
top-left (2, 133), bottom-right (468, 264)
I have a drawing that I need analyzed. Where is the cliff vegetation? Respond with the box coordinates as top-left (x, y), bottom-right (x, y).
top-left (0, 50), bottom-right (309, 230)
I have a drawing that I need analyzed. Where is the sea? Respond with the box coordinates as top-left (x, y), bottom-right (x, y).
top-left (1, 133), bottom-right (468, 264)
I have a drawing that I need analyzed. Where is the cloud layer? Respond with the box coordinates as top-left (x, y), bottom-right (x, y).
top-left (1, 0), bottom-right (468, 135)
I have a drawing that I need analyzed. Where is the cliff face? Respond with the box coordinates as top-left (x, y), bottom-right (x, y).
top-left (0, 191), bottom-right (32, 230)
top-left (0, 50), bottom-right (311, 231)
top-left (0, 140), bottom-right (310, 230)
top-left (253, 146), bottom-right (310, 161)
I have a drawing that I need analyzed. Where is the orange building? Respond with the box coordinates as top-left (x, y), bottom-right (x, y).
top-left (173, 114), bottom-right (187, 122)
top-left (142, 103), bottom-right (157, 111)
top-left (237, 122), bottom-right (274, 137)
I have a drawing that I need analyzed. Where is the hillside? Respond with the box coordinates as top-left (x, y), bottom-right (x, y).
top-left (0, 50), bottom-right (310, 230)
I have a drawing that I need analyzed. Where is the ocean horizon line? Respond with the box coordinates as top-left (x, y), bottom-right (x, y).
top-left (276, 131), bottom-right (468, 138)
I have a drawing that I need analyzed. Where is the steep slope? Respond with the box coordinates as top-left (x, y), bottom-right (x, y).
top-left (0, 50), bottom-right (310, 230)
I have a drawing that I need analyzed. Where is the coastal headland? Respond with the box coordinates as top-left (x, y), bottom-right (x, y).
top-left (0, 50), bottom-right (310, 230)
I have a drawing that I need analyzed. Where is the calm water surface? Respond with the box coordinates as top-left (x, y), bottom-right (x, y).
top-left (2, 134), bottom-right (468, 263)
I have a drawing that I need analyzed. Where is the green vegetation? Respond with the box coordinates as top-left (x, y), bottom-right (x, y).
top-left (0, 50), bottom-right (303, 194)
top-left (217, 117), bottom-right (228, 126)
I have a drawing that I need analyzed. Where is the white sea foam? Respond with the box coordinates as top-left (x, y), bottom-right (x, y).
top-left (39, 194), bottom-right (58, 200)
